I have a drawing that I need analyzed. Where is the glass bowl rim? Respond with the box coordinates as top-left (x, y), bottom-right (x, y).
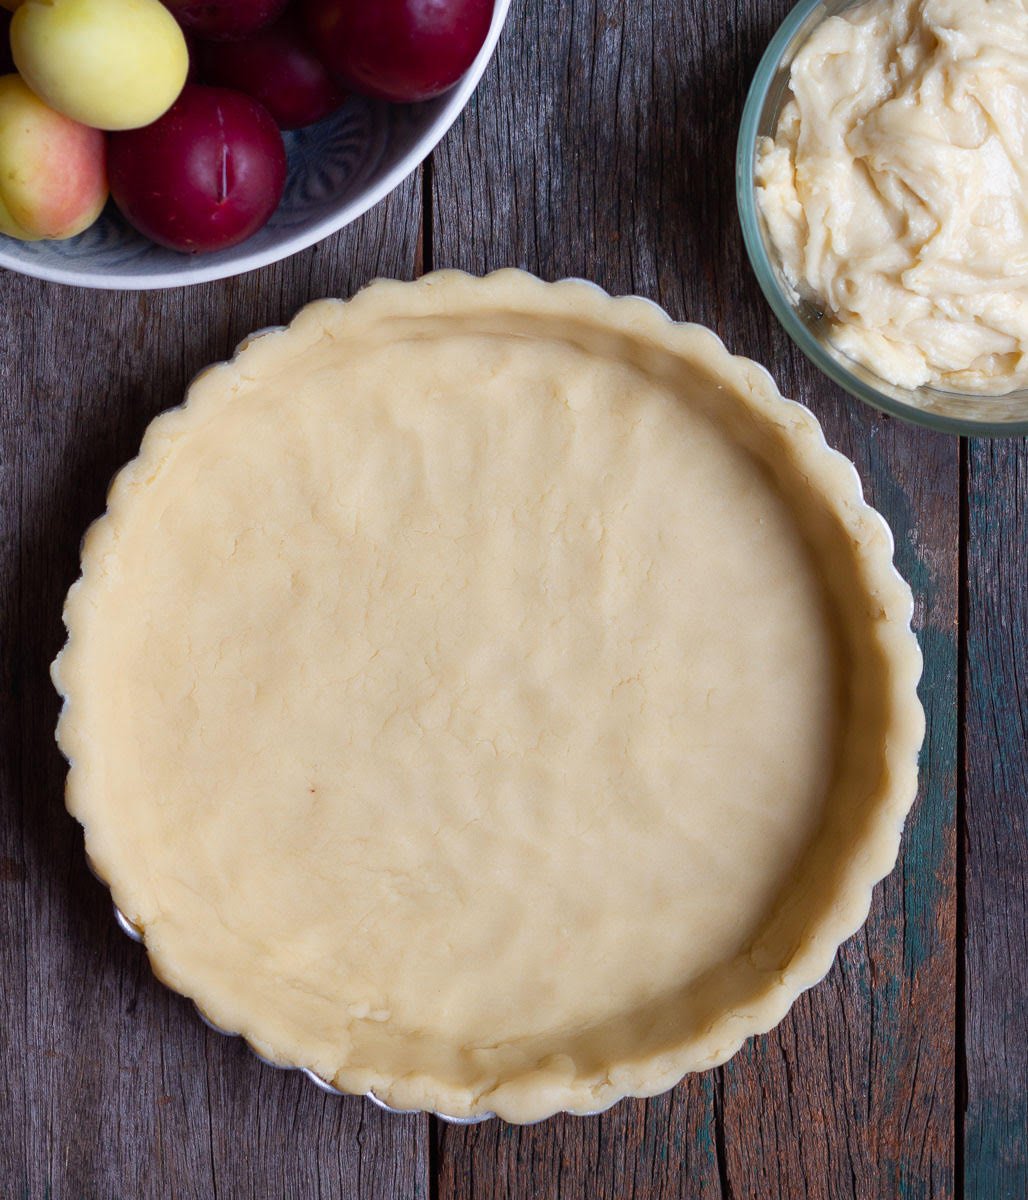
top-left (735, 0), bottom-right (1028, 438)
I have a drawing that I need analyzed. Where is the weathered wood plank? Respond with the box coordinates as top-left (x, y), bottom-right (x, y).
top-left (720, 408), bottom-right (959, 1195)
top-left (436, 1088), bottom-right (724, 1200)
top-left (430, 0), bottom-right (958, 1194)
top-left (0, 181), bottom-right (429, 1199)
top-left (964, 438), bottom-right (1028, 1200)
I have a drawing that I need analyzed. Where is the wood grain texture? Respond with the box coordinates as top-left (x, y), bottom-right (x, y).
top-left (0, 181), bottom-right (430, 1199)
top-left (964, 439), bottom-right (1028, 1200)
top-left (430, 0), bottom-right (958, 1196)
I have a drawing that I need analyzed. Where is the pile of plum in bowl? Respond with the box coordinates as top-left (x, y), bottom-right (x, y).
top-left (0, 0), bottom-right (509, 287)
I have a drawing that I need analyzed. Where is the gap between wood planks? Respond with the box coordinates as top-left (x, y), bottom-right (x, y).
top-left (421, 151), bottom-right (441, 1200)
top-left (956, 438), bottom-right (968, 1200)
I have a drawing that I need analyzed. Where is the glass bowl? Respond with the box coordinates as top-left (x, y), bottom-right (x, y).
top-left (736, 0), bottom-right (1028, 437)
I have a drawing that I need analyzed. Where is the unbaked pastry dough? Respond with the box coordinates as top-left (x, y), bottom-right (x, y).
top-left (53, 271), bottom-right (923, 1123)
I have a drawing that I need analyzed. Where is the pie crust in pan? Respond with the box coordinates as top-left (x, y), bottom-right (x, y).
top-left (53, 270), bottom-right (924, 1123)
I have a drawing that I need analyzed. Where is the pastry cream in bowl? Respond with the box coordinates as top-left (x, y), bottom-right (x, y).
top-left (739, 0), bottom-right (1028, 431)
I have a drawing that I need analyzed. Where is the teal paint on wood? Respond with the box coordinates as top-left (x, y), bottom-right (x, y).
top-left (869, 443), bottom-right (959, 985)
top-left (859, 435), bottom-right (958, 1190)
top-left (905, 624), bottom-right (959, 983)
top-left (964, 437), bottom-right (1028, 1200)
top-left (869, 428), bottom-right (958, 1200)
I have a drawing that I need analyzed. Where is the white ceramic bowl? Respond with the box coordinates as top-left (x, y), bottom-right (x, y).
top-left (0, 0), bottom-right (510, 290)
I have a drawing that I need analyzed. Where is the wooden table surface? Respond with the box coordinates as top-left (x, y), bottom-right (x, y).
top-left (2, 0), bottom-right (1026, 1196)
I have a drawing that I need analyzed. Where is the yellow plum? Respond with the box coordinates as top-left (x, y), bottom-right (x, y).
top-left (12, 0), bottom-right (188, 131)
top-left (0, 74), bottom-right (107, 240)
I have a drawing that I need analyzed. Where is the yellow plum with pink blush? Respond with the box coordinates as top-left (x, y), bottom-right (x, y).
top-left (11, 0), bottom-right (187, 130)
top-left (0, 75), bottom-right (107, 241)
